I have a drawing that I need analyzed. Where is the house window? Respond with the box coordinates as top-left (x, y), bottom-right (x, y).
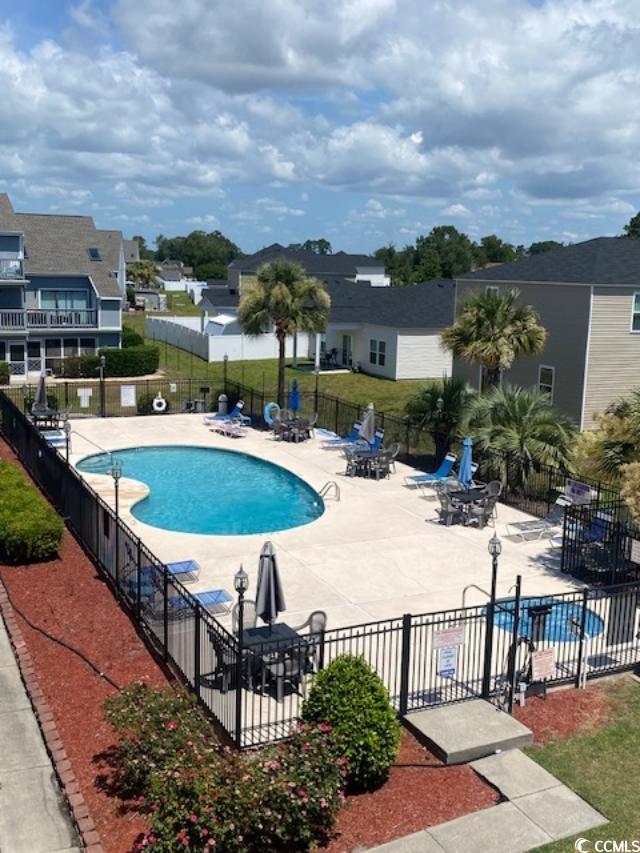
top-left (369, 339), bottom-right (386, 367)
top-left (87, 247), bottom-right (102, 261)
top-left (538, 365), bottom-right (555, 400)
top-left (41, 290), bottom-right (89, 311)
top-left (632, 293), bottom-right (640, 332)
top-left (79, 337), bottom-right (96, 355)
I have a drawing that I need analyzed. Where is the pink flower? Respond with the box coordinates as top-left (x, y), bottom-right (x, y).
top-left (189, 814), bottom-right (198, 823)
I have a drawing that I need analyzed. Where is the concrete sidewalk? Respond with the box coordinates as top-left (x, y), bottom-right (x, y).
top-left (0, 615), bottom-right (80, 853)
top-left (369, 749), bottom-right (606, 852)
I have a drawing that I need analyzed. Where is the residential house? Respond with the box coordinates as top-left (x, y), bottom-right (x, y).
top-left (453, 237), bottom-right (640, 428)
top-left (0, 193), bottom-right (124, 381)
top-left (123, 239), bottom-right (140, 264)
top-left (227, 243), bottom-right (391, 290)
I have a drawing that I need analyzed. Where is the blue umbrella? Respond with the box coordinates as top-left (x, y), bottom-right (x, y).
top-left (288, 379), bottom-right (300, 414)
top-left (458, 437), bottom-right (474, 488)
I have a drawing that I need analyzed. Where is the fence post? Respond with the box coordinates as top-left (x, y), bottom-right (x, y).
top-left (64, 381), bottom-right (69, 409)
top-left (194, 603), bottom-right (201, 699)
top-left (163, 566), bottom-right (169, 663)
top-left (99, 375), bottom-right (106, 418)
top-left (575, 588), bottom-right (590, 688)
top-left (506, 574), bottom-right (522, 714)
top-left (399, 613), bottom-right (412, 716)
top-left (136, 538), bottom-right (142, 622)
top-left (334, 398), bottom-right (339, 434)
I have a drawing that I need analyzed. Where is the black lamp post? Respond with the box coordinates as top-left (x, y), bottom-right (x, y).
top-left (233, 564), bottom-right (249, 748)
top-left (63, 418), bottom-right (71, 465)
top-left (110, 461), bottom-right (123, 583)
top-left (482, 533), bottom-right (502, 698)
top-left (434, 395), bottom-right (447, 467)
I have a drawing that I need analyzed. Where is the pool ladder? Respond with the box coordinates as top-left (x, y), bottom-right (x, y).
top-left (318, 481), bottom-right (341, 502)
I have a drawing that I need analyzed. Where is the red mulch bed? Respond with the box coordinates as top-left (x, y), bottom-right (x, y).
top-left (514, 683), bottom-right (615, 743)
top-left (0, 440), bottom-right (170, 852)
top-left (325, 728), bottom-right (499, 852)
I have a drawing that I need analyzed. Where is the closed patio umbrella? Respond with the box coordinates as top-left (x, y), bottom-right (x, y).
top-left (256, 540), bottom-right (286, 627)
top-left (359, 402), bottom-right (375, 444)
top-left (458, 437), bottom-right (474, 488)
top-left (288, 379), bottom-right (300, 414)
top-left (32, 371), bottom-right (48, 414)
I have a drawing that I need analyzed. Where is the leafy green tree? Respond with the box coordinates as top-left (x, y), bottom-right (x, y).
top-left (441, 289), bottom-right (547, 389)
top-left (623, 212), bottom-right (640, 239)
top-left (288, 238), bottom-right (333, 255)
top-left (127, 259), bottom-right (157, 287)
top-left (417, 226), bottom-right (475, 278)
top-left (155, 230), bottom-right (242, 277)
top-left (528, 240), bottom-right (564, 255)
top-left (463, 385), bottom-right (576, 475)
top-left (238, 259), bottom-right (330, 405)
top-left (405, 377), bottom-right (477, 464)
top-left (479, 234), bottom-right (517, 264)
top-left (573, 389), bottom-right (640, 480)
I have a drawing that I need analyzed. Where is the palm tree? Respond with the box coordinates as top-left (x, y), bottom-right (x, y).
top-left (463, 385), bottom-right (576, 480)
top-left (405, 376), bottom-right (476, 465)
top-left (238, 259), bottom-right (330, 406)
top-left (441, 289), bottom-right (547, 389)
top-left (127, 260), bottom-right (157, 288)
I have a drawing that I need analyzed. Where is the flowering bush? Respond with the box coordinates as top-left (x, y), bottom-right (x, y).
top-left (301, 654), bottom-right (400, 790)
top-left (105, 684), bottom-right (347, 851)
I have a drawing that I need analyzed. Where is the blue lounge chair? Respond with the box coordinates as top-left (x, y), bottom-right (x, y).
top-left (321, 420), bottom-right (361, 448)
top-left (404, 452), bottom-right (457, 487)
top-left (204, 400), bottom-right (251, 425)
top-left (169, 589), bottom-right (233, 616)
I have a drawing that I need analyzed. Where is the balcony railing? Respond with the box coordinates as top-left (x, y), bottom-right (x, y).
top-left (0, 259), bottom-right (25, 281)
top-left (0, 309), bottom-right (98, 329)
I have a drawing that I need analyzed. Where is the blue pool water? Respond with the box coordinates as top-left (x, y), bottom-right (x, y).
top-left (77, 445), bottom-right (324, 535)
top-left (491, 596), bottom-right (605, 643)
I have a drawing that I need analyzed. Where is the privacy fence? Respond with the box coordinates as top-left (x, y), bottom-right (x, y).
top-left (2, 391), bottom-right (639, 749)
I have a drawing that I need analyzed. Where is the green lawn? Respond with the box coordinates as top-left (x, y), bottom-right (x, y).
top-left (528, 679), bottom-right (640, 850)
top-left (124, 313), bottom-right (429, 416)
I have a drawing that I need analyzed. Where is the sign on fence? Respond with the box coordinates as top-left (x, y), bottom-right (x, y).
top-left (120, 385), bottom-right (136, 408)
top-left (77, 387), bottom-right (92, 408)
top-left (565, 478), bottom-right (592, 505)
top-left (433, 625), bottom-right (465, 648)
top-left (438, 646), bottom-right (458, 678)
top-left (531, 648), bottom-right (556, 681)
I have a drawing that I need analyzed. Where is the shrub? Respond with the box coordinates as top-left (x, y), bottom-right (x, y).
top-left (62, 355), bottom-right (100, 379)
top-left (0, 361), bottom-right (9, 384)
top-left (302, 654), bottom-right (400, 789)
top-left (98, 345), bottom-right (159, 377)
top-left (0, 462), bottom-right (64, 562)
top-left (620, 462), bottom-right (640, 522)
top-left (122, 325), bottom-right (144, 348)
top-left (23, 391), bottom-right (59, 412)
top-left (105, 684), bottom-right (347, 851)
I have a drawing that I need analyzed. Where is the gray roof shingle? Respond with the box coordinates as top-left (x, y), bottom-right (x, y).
top-left (459, 237), bottom-right (640, 286)
top-left (228, 243), bottom-right (382, 276)
top-left (0, 193), bottom-right (123, 298)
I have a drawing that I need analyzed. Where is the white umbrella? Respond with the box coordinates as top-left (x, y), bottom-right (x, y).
top-left (359, 402), bottom-right (375, 444)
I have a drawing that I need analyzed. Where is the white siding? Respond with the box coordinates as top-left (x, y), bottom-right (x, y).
top-left (396, 330), bottom-right (451, 379)
top-left (357, 325), bottom-right (398, 379)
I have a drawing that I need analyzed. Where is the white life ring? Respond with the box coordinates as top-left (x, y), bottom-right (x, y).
top-left (152, 393), bottom-right (168, 413)
top-left (264, 401), bottom-right (281, 426)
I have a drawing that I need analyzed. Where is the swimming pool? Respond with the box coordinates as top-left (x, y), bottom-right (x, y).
top-left (77, 445), bottom-right (324, 535)
top-left (491, 596), bottom-right (605, 643)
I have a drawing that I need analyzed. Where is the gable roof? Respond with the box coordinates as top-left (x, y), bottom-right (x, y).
top-left (0, 193), bottom-right (123, 298)
top-left (459, 237), bottom-right (640, 286)
top-left (123, 239), bottom-right (140, 263)
top-left (228, 243), bottom-right (383, 276)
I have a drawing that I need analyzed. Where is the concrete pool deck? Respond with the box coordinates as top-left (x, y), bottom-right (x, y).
top-left (69, 415), bottom-right (582, 631)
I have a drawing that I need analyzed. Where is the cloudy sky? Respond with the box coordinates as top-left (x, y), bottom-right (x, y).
top-left (1, 0), bottom-right (639, 253)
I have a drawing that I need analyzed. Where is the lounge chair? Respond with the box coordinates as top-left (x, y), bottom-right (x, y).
top-left (204, 400), bottom-right (251, 425)
top-left (212, 418), bottom-right (248, 439)
top-left (168, 588), bottom-right (233, 617)
top-left (321, 421), bottom-right (361, 448)
top-left (405, 452), bottom-right (457, 488)
top-left (506, 496), bottom-right (572, 542)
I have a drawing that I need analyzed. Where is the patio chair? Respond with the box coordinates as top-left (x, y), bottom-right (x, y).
top-left (370, 442), bottom-right (400, 480)
top-left (232, 599), bottom-right (257, 634)
top-left (272, 416), bottom-right (290, 441)
top-left (292, 610), bottom-right (327, 673)
top-left (506, 495), bottom-right (572, 542)
top-left (437, 489), bottom-right (465, 526)
top-left (203, 626), bottom-right (237, 693)
top-left (404, 452), bottom-right (456, 488)
top-left (466, 495), bottom-right (499, 530)
top-left (260, 644), bottom-right (307, 703)
top-left (321, 421), bottom-right (361, 448)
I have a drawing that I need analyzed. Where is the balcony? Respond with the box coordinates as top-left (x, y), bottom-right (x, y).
top-left (0, 259), bottom-right (25, 281)
top-left (0, 309), bottom-right (98, 330)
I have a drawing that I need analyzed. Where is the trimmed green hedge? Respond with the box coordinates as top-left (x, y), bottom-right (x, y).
top-left (98, 345), bottom-right (159, 377)
top-left (0, 462), bottom-right (64, 563)
top-left (62, 355), bottom-right (100, 378)
top-left (121, 324), bottom-right (144, 348)
top-left (302, 654), bottom-right (400, 790)
top-left (0, 361), bottom-right (9, 385)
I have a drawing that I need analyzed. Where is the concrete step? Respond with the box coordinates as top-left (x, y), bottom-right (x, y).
top-left (403, 699), bottom-right (533, 764)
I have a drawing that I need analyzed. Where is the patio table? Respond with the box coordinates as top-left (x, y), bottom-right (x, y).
top-left (241, 623), bottom-right (307, 688)
top-left (448, 487), bottom-right (487, 505)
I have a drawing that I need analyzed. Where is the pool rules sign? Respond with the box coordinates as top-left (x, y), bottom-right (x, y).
top-left (434, 625), bottom-right (465, 679)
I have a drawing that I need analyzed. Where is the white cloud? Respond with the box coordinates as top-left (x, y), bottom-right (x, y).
top-left (441, 204), bottom-right (472, 218)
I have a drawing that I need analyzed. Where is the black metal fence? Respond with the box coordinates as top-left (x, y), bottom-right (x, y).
top-left (2, 390), bottom-right (637, 748)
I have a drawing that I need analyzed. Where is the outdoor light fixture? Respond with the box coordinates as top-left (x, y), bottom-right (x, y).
top-left (234, 564), bottom-right (249, 596)
top-left (110, 461), bottom-right (123, 482)
top-left (63, 419), bottom-right (71, 465)
top-left (488, 534), bottom-right (502, 558)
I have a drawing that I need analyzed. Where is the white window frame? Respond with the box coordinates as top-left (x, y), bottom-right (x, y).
top-left (538, 364), bottom-right (555, 401)
top-left (631, 292), bottom-right (640, 333)
top-left (369, 339), bottom-right (386, 367)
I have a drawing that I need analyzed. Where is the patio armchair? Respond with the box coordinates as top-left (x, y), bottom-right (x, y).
top-left (292, 610), bottom-right (327, 673)
top-left (232, 599), bottom-right (257, 634)
top-left (370, 442), bottom-right (400, 480)
top-left (260, 644), bottom-right (307, 702)
top-left (466, 495), bottom-right (498, 530)
top-left (506, 495), bottom-right (572, 542)
top-left (203, 626), bottom-right (237, 693)
top-left (437, 489), bottom-right (465, 526)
